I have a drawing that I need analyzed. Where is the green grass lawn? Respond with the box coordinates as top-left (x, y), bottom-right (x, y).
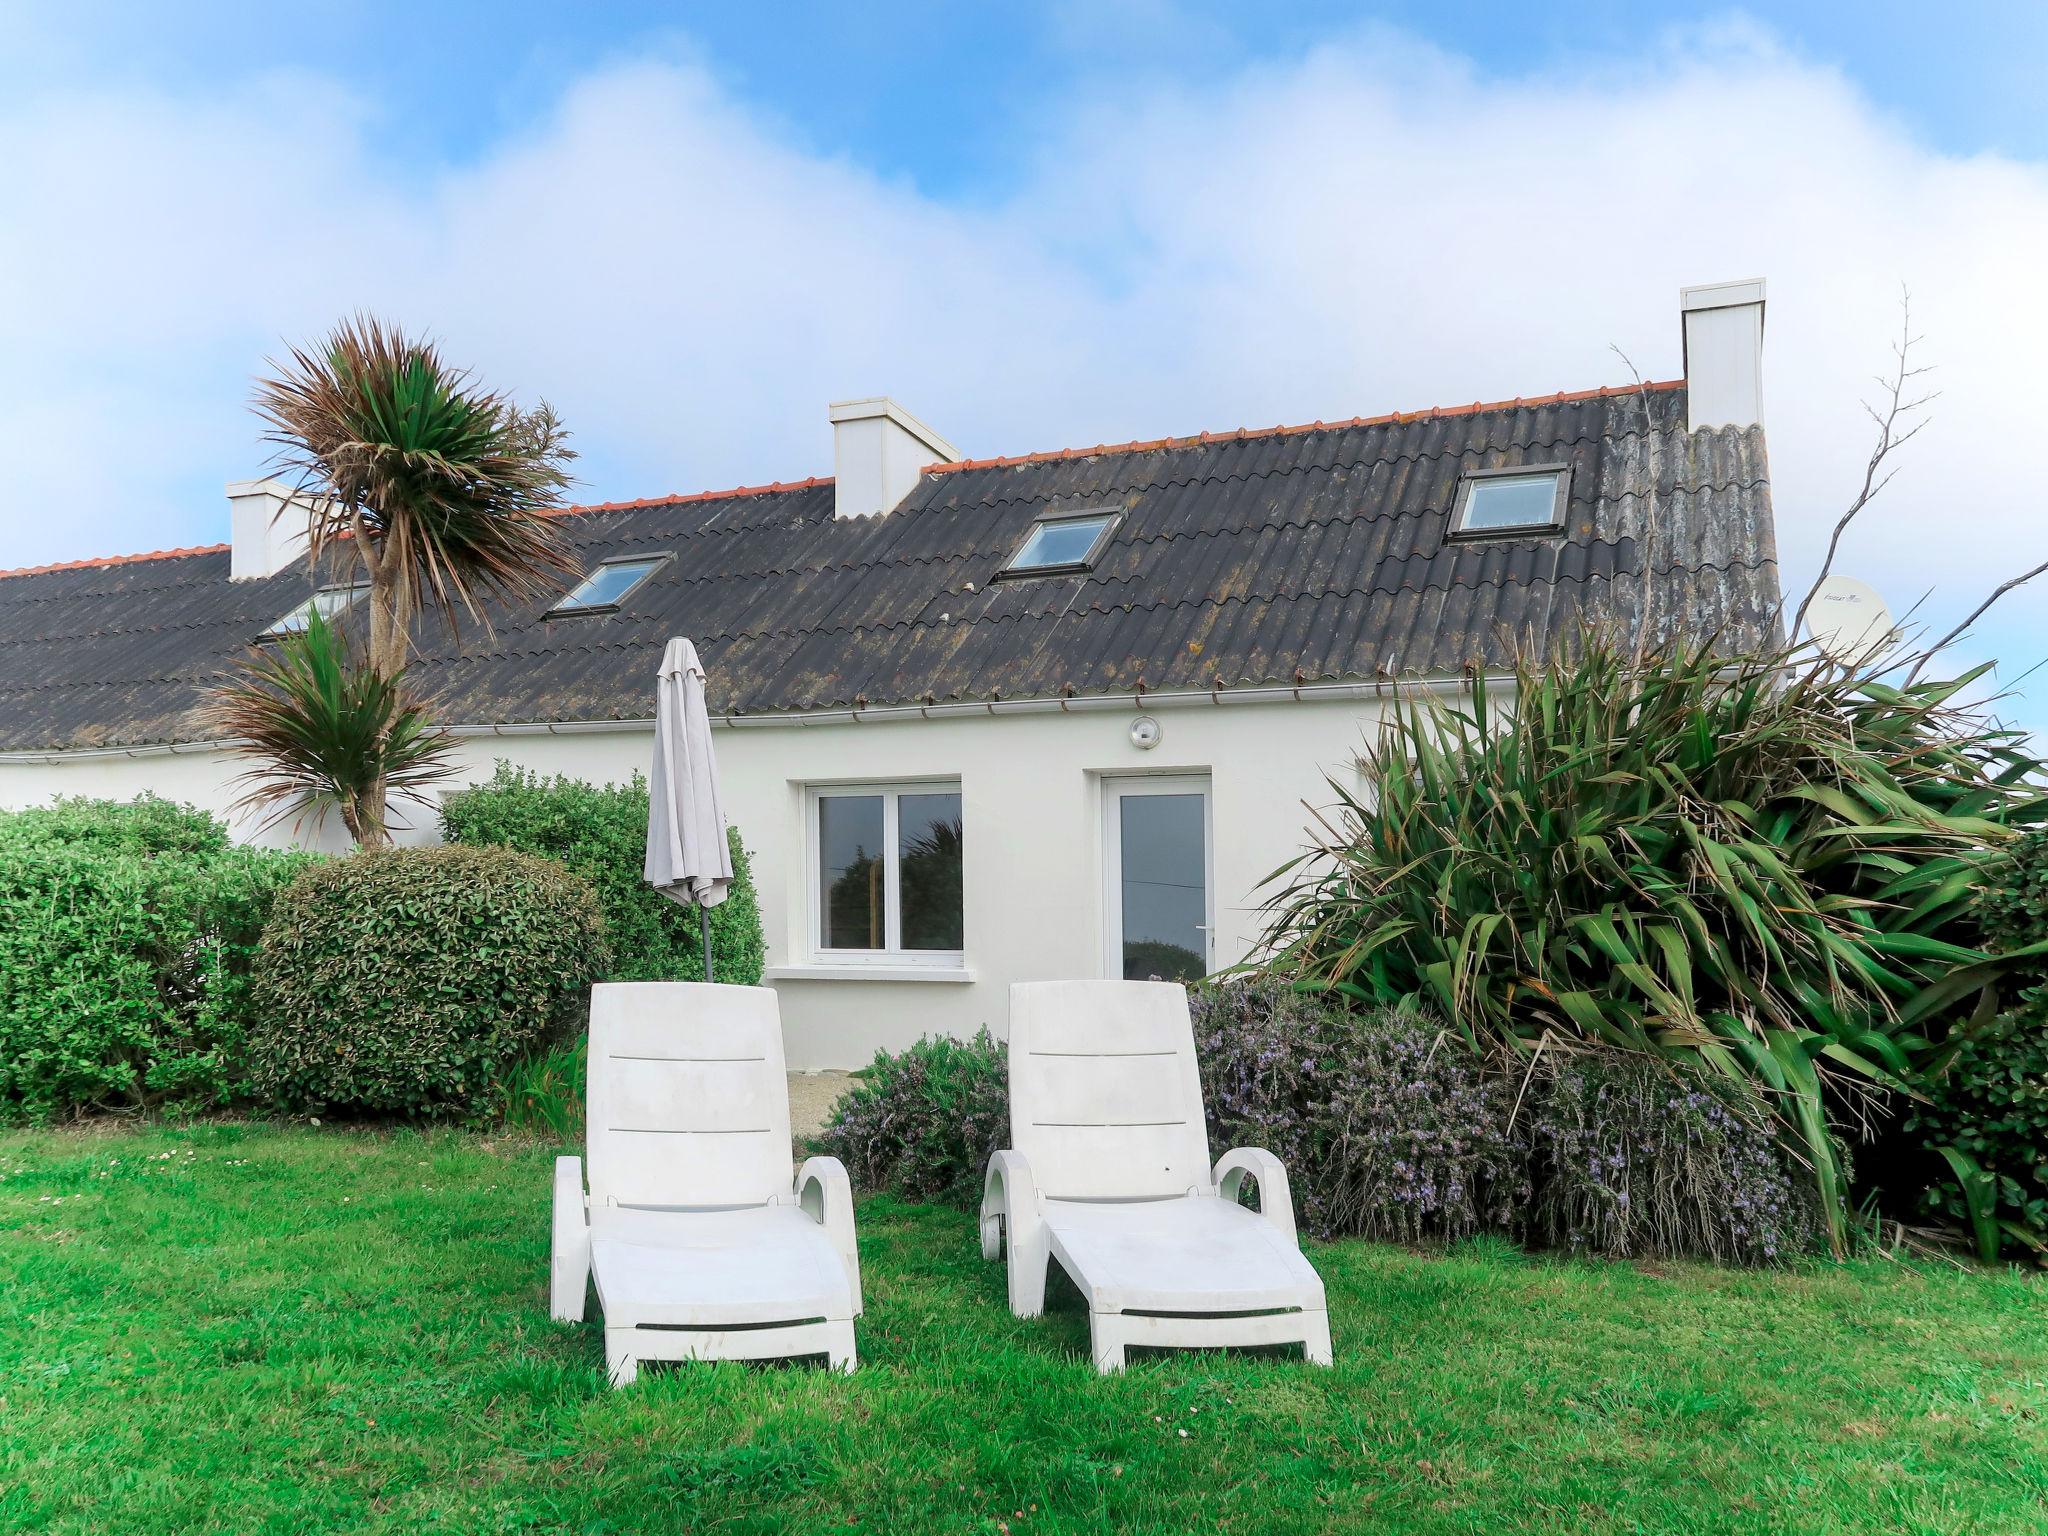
top-left (3, 1123), bottom-right (2045, 1535)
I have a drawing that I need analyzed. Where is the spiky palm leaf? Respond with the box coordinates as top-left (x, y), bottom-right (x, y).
top-left (1255, 628), bottom-right (2048, 1252)
top-left (206, 609), bottom-right (457, 846)
top-left (254, 315), bottom-right (578, 675)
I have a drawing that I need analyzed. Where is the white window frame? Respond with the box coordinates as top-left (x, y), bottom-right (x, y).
top-left (1101, 773), bottom-right (1214, 981)
top-left (1448, 464), bottom-right (1570, 538)
top-left (805, 779), bottom-right (965, 967)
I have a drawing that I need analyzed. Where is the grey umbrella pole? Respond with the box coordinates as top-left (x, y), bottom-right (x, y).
top-left (700, 903), bottom-right (714, 983)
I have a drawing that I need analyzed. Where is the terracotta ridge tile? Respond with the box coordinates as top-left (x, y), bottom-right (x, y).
top-left (0, 477), bottom-right (837, 581)
top-left (921, 379), bottom-right (1685, 477)
top-left (0, 543), bottom-right (233, 581)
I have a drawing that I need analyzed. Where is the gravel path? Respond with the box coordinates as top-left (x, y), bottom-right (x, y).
top-left (786, 1071), bottom-right (854, 1142)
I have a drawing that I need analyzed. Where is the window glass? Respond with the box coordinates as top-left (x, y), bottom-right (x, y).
top-left (1458, 473), bottom-right (1561, 533)
top-left (1118, 792), bottom-right (1207, 982)
top-left (1006, 513), bottom-right (1114, 572)
top-left (898, 791), bottom-right (964, 951)
top-left (819, 794), bottom-right (886, 950)
top-left (267, 585), bottom-right (364, 636)
top-left (553, 557), bottom-right (664, 612)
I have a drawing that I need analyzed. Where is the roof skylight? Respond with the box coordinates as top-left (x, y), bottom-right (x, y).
top-left (1450, 467), bottom-right (1569, 537)
top-left (998, 511), bottom-right (1119, 577)
top-left (546, 556), bottom-right (667, 616)
top-left (263, 584), bottom-right (366, 638)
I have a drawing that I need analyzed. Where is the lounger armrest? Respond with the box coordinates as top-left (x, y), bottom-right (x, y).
top-left (795, 1155), bottom-right (863, 1311)
top-left (980, 1149), bottom-right (1041, 1260)
top-left (550, 1155), bottom-right (590, 1323)
top-left (981, 1149), bottom-right (1051, 1316)
top-left (1214, 1147), bottom-right (1299, 1246)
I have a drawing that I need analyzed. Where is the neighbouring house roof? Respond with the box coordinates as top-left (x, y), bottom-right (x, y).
top-left (0, 379), bottom-right (1777, 753)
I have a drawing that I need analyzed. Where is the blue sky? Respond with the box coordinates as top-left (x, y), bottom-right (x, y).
top-left (3, 1), bottom-right (2046, 733)
top-left (20, 2), bottom-right (2048, 178)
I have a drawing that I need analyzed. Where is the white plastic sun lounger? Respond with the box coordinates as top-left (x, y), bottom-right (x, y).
top-left (980, 979), bottom-right (1331, 1373)
top-left (550, 982), bottom-right (862, 1384)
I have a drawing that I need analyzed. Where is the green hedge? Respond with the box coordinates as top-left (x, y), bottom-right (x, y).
top-left (1909, 832), bottom-right (2048, 1258)
top-left (441, 763), bottom-right (765, 985)
top-left (247, 845), bottom-right (610, 1115)
top-left (0, 791), bottom-right (231, 860)
top-left (0, 797), bottom-right (309, 1119)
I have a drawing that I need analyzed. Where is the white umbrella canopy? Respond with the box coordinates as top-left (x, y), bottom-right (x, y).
top-left (645, 637), bottom-right (733, 979)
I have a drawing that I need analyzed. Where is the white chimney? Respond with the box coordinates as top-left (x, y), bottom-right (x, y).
top-left (827, 397), bottom-right (958, 519)
top-left (227, 478), bottom-right (315, 580)
top-left (1680, 279), bottom-right (1766, 432)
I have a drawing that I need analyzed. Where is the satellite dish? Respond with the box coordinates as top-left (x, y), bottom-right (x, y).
top-left (1805, 575), bottom-right (1896, 659)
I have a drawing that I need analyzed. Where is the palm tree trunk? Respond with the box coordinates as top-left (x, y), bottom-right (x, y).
top-left (351, 508), bottom-right (405, 682)
top-left (345, 777), bottom-right (390, 846)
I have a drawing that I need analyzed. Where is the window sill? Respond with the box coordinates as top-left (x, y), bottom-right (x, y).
top-left (765, 963), bottom-right (977, 984)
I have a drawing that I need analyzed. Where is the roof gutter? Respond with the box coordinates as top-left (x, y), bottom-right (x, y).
top-left (0, 737), bottom-right (239, 766)
top-left (0, 674), bottom-right (1510, 763)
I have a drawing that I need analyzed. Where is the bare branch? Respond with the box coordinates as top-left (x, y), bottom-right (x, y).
top-left (1905, 557), bottom-right (2048, 687)
top-left (1792, 287), bottom-right (1939, 635)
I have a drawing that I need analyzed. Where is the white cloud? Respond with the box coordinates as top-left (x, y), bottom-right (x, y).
top-left (0, 22), bottom-right (2043, 712)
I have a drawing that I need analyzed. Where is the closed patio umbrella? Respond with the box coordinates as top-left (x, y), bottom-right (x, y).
top-left (645, 637), bottom-right (733, 980)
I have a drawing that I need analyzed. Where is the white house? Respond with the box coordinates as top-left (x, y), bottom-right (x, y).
top-left (0, 283), bottom-right (1777, 1068)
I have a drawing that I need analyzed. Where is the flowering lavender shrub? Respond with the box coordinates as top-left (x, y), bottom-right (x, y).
top-left (1191, 983), bottom-right (1529, 1243)
top-left (1525, 1054), bottom-right (1817, 1264)
top-left (814, 1031), bottom-right (1008, 1207)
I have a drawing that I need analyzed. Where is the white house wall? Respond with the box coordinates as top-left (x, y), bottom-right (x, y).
top-left (0, 697), bottom-right (1399, 1068)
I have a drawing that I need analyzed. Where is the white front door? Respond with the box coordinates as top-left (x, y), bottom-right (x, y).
top-left (1102, 775), bottom-right (1213, 982)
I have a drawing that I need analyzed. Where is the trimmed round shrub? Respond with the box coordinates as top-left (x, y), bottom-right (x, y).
top-left (248, 845), bottom-right (610, 1115)
top-left (815, 1032), bottom-right (1007, 1206)
top-left (0, 802), bottom-right (309, 1119)
top-left (442, 763), bottom-right (765, 985)
top-left (1524, 1054), bottom-right (1817, 1265)
top-left (1194, 983), bottom-right (1529, 1244)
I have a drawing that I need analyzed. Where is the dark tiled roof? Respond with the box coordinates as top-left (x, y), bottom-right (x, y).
top-left (0, 381), bottom-right (1777, 752)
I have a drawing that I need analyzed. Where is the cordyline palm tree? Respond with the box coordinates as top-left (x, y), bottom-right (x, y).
top-left (208, 609), bottom-right (458, 845)
top-left (209, 316), bottom-right (581, 845)
top-left (254, 315), bottom-right (579, 680)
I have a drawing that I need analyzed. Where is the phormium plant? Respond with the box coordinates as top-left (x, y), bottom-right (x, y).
top-left (1255, 627), bottom-right (2048, 1252)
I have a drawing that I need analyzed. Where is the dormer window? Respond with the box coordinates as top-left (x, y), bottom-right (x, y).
top-left (263, 583), bottom-right (366, 639)
top-left (997, 511), bottom-right (1120, 578)
top-left (1450, 466), bottom-right (1569, 537)
top-left (545, 555), bottom-right (668, 617)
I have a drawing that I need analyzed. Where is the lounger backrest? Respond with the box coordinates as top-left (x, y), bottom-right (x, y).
top-left (1007, 980), bottom-right (1212, 1200)
top-left (584, 981), bottom-right (793, 1209)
